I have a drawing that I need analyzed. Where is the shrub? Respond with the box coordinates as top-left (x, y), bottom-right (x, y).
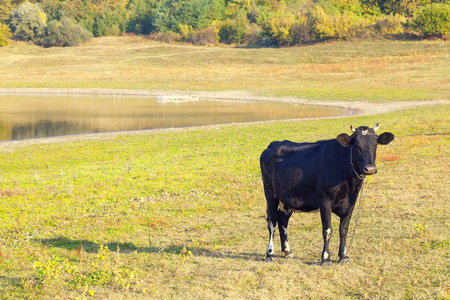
top-left (0, 0), bottom-right (12, 23)
top-left (40, 17), bottom-right (92, 47)
top-left (334, 12), bottom-right (372, 40)
top-left (215, 19), bottom-right (235, 44)
top-left (161, 30), bottom-right (181, 43)
top-left (268, 12), bottom-right (296, 46)
top-left (233, 10), bottom-right (250, 44)
top-left (309, 6), bottom-right (336, 41)
top-left (374, 13), bottom-right (406, 37)
top-left (409, 3), bottom-right (450, 38)
top-left (40, 0), bottom-right (97, 34)
top-left (291, 14), bottom-right (312, 44)
top-left (215, 11), bottom-right (251, 45)
top-left (126, 0), bottom-right (154, 34)
top-left (243, 23), bottom-right (263, 45)
top-left (151, 0), bottom-right (224, 33)
top-left (309, 6), bottom-right (373, 41)
top-left (10, 2), bottom-right (47, 42)
top-left (258, 10), bottom-right (296, 46)
top-left (93, 6), bottom-right (127, 37)
top-left (0, 23), bottom-right (11, 46)
top-left (189, 27), bottom-right (218, 45)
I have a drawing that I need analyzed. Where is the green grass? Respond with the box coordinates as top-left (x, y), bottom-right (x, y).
top-left (0, 104), bottom-right (448, 299)
top-left (0, 36), bottom-right (449, 102)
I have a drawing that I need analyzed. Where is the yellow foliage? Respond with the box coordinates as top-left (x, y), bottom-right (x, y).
top-left (0, 23), bottom-right (11, 46)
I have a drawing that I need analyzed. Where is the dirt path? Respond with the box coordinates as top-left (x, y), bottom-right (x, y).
top-left (0, 87), bottom-right (447, 149)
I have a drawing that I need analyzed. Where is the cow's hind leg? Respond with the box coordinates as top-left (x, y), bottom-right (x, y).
top-left (278, 203), bottom-right (294, 258)
top-left (265, 185), bottom-right (278, 262)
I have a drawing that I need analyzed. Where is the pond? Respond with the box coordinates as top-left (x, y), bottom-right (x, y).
top-left (0, 95), bottom-right (349, 142)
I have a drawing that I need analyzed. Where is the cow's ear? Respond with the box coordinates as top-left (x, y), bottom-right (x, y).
top-left (336, 133), bottom-right (351, 147)
top-left (377, 132), bottom-right (395, 145)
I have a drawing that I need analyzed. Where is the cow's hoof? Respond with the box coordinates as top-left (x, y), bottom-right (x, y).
top-left (265, 255), bottom-right (275, 262)
top-left (321, 260), bottom-right (332, 267)
top-left (284, 251), bottom-right (295, 259)
top-left (338, 257), bottom-right (351, 264)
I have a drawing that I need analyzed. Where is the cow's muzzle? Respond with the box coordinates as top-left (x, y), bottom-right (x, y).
top-left (364, 165), bottom-right (377, 175)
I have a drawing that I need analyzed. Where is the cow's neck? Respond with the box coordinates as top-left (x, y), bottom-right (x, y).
top-left (350, 146), bottom-right (365, 180)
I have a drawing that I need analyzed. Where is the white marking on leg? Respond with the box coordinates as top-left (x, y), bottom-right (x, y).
top-left (284, 241), bottom-right (290, 253)
top-left (267, 235), bottom-right (274, 255)
top-left (326, 228), bottom-right (332, 241)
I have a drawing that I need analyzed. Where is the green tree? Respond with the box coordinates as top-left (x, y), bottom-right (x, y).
top-left (93, 5), bottom-right (127, 36)
top-left (410, 3), bottom-right (450, 37)
top-left (39, 0), bottom-right (96, 33)
top-left (151, 0), bottom-right (224, 33)
top-left (126, 0), bottom-right (155, 34)
top-left (10, 1), bottom-right (46, 42)
top-left (40, 16), bottom-right (92, 47)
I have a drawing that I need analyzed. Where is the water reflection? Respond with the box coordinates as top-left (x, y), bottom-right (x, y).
top-left (0, 95), bottom-right (348, 141)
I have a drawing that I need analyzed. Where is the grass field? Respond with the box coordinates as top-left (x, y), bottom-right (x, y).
top-left (0, 36), bottom-right (449, 102)
top-left (0, 37), bottom-right (449, 299)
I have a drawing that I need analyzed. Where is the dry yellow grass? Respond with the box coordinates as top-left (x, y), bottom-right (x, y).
top-left (0, 36), bottom-right (449, 102)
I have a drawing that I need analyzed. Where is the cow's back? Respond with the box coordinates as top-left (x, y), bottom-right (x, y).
top-left (260, 139), bottom-right (328, 186)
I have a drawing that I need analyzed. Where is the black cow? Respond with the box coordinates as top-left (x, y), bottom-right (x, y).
top-left (260, 124), bottom-right (394, 266)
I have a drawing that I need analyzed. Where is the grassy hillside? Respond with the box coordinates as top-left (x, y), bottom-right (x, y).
top-left (0, 36), bottom-right (449, 102)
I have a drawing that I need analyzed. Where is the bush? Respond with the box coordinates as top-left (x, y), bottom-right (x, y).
top-left (0, 0), bottom-right (12, 23)
top-left (189, 27), bottom-right (218, 45)
top-left (152, 0), bottom-right (224, 33)
top-left (126, 0), bottom-right (154, 34)
top-left (40, 0), bottom-right (97, 34)
top-left (309, 6), bottom-right (336, 41)
top-left (374, 13), bottom-right (406, 37)
top-left (334, 12), bottom-right (371, 40)
top-left (215, 19), bottom-right (235, 44)
top-left (40, 17), bottom-right (92, 47)
top-left (291, 14), bottom-right (312, 43)
top-left (161, 30), bottom-right (182, 43)
top-left (216, 10), bottom-right (250, 44)
top-left (93, 6), bottom-right (127, 37)
top-left (309, 6), bottom-right (373, 41)
top-left (10, 2), bottom-right (47, 42)
top-left (0, 23), bottom-right (11, 46)
top-left (243, 23), bottom-right (263, 45)
top-left (258, 10), bottom-right (296, 46)
top-left (409, 3), bottom-right (450, 38)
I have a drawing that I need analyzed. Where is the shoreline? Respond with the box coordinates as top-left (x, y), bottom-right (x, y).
top-left (0, 87), bottom-right (447, 148)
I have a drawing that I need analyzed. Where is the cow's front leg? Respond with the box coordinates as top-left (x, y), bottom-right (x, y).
top-left (338, 205), bottom-right (355, 263)
top-left (320, 201), bottom-right (333, 266)
top-left (277, 203), bottom-right (294, 258)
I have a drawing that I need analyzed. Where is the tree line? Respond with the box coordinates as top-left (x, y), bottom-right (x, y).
top-left (1, 0), bottom-right (449, 47)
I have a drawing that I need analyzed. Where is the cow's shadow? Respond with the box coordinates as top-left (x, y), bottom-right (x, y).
top-left (35, 236), bottom-right (263, 261)
top-left (36, 237), bottom-right (326, 264)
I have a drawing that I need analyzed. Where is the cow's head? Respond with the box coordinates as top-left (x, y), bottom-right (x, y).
top-left (336, 123), bottom-right (395, 176)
